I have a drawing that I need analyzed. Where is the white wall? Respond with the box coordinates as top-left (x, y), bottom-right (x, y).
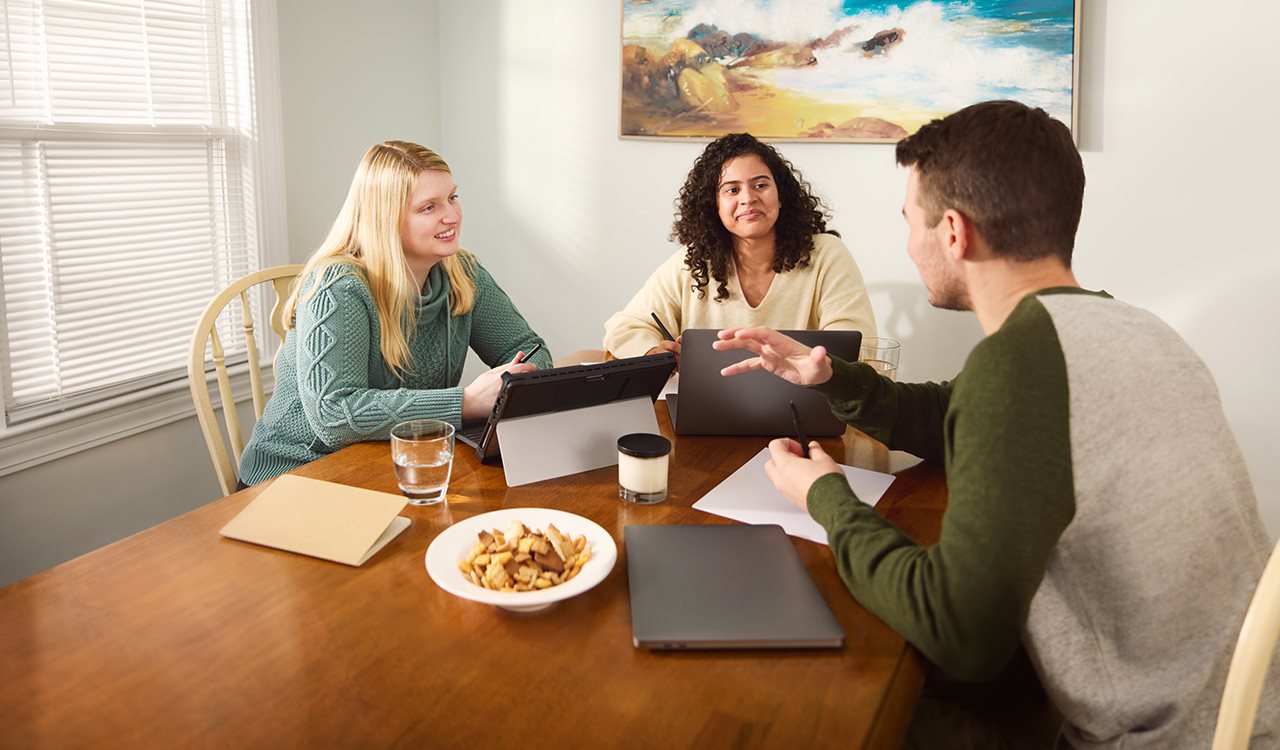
top-left (438, 0), bottom-right (1280, 537)
top-left (278, 0), bottom-right (442, 261)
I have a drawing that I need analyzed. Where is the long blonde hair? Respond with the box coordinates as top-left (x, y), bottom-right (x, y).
top-left (284, 140), bottom-right (478, 379)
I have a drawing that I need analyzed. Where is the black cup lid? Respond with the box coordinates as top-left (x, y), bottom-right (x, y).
top-left (617, 433), bottom-right (671, 458)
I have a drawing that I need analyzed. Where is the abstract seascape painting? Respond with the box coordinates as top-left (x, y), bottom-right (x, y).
top-left (621, 0), bottom-right (1078, 141)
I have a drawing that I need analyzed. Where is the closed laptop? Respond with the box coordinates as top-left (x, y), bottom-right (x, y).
top-left (625, 524), bottom-right (844, 650)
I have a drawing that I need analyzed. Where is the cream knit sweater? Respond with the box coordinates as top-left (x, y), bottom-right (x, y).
top-left (603, 233), bottom-right (877, 358)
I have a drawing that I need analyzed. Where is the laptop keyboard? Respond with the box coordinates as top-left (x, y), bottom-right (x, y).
top-left (457, 420), bottom-right (487, 447)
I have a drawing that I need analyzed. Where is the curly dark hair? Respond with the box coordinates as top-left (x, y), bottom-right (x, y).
top-left (670, 133), bottom-right (836, 301)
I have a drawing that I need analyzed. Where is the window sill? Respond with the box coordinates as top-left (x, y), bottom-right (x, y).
top-left (0, 368), bottom-right (268, 478)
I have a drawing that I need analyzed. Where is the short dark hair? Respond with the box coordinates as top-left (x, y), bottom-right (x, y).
top-left (895, 100), bottom-right (1084, 266)
top-left (671, 133), bottom-right (835, 300)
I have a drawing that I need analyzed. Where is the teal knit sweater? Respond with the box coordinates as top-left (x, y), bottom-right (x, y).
top-left (239, 260), bottom-right (551, 485)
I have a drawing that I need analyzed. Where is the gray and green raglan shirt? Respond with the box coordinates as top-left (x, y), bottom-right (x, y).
top-left (238, 260), bottom-right (551, 486)
top-left (808, 287), bottom-right (1277, 748)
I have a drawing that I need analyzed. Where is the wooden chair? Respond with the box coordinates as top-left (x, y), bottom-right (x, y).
top-left (554, 349), bottom-right (607, 366)
top-left (1213, 539), bottom-right (1280, 749)
top-left (187, 265), bottom-right (303, 496)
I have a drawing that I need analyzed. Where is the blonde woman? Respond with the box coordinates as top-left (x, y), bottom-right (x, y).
top-left (238, 141), bottom-right (550, 487)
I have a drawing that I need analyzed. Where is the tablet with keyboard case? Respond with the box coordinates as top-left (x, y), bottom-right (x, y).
top-left (456, 353), bottom-right (676, 462)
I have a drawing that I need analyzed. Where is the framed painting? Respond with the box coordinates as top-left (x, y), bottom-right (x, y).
top-left (620, 0), bottom-right (1080, 142)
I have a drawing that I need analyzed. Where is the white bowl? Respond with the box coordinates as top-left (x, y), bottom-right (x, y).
top-left (425, 507), bottom-right (618, 613)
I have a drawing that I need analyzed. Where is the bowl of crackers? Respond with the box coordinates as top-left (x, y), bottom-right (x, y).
top-left (425, 507), bottom-right (618, 613)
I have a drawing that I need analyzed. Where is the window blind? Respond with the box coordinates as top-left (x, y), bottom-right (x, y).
top-left (0, 0), bottom-right (261, 424)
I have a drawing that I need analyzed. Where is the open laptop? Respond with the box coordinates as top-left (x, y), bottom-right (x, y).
top-left (456, 353), bottom-right (676, 462)
top-left (625, 524), bottom-right (844, 650)
top-left (666, 328), bottom-right (862, 436)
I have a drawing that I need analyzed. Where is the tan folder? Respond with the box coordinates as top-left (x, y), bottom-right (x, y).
top-left (220, 474), bottom-right (411, 566)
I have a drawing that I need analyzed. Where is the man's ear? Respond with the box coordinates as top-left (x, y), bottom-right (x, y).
top-left (940, 208), bottom-right (977, 262)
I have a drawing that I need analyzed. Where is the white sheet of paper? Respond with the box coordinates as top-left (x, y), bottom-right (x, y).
top-left (691, 448), bottom-right (897, 546)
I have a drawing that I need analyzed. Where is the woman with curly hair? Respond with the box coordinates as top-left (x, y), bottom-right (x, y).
top-left (603, 132), bottom-right (876, 359)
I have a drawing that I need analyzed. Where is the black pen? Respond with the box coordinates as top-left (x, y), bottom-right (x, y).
top-left (789, 400), bottom-right (810, 458)
top-left (650, 312), bottom-right (676, 342)
top-left (515, 342), bottom-right (542, 364)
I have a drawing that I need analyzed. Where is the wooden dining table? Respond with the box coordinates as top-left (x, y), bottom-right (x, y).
top-left (0, 402), bottom-right (946, 749)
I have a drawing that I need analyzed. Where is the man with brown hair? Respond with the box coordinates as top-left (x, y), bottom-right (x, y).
top-left (715, 100), bottom-right (1277, 747)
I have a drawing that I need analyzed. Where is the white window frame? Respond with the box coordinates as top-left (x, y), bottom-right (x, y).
top-left (0, 0), bottom-right (288, 477)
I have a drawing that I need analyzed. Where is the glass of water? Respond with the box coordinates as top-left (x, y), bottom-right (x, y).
top-left (390, 419), bottom-right (455, 506)
top-left (860, 337), bottom-right (901, 381)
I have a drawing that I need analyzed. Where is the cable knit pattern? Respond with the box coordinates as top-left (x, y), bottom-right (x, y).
top-left (238, 260), bottom-right (550, 485)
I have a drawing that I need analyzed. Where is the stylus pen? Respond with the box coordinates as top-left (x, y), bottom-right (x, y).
top-left (515, 342), bottom-right (542, 364)
top-left (650, 312), bottom-right (676, 342)
top-left (790, 400), bottom-right (810, 458)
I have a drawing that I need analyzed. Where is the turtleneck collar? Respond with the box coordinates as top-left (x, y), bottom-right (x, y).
top-left (416, 263), bottom-right (451, 320)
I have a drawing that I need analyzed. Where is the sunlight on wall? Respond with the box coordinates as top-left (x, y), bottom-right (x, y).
top-left (1167, 267), bottom-right (1280, 540)
top-left (496, 8), bottom-right (600, 273)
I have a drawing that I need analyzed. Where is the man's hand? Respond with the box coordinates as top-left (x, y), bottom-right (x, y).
top-left (764, 438), bottom-right (843, 511)
top-left (713, 327), bottom-right (833, 386)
